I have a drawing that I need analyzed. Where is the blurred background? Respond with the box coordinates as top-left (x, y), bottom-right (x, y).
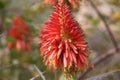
top-left (0, 0), bottom-right (120, 80)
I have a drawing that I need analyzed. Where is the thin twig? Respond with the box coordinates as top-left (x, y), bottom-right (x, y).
top-left (30, 74), bottom-right (39, 80)
top-left (78, 45), bottom-right (120, 80)
top-left (30, 65), bottom-right (46, 80)
top-left (86, 69), bottom-right (120, 80)
top-left (87, 0), bottom-right (119, 51)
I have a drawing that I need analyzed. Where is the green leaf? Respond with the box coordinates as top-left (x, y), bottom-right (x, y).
top-left (7, 36), bottom-right (16, 42)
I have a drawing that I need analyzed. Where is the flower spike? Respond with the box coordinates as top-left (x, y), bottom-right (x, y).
top-left (39, 4), bottom-right (91, 71)
top-left (7, 16), bottom-right (32, 52)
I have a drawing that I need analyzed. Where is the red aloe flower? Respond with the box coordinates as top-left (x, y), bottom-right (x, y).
top-left (43, 0), bottom-right (79, 8)
top-left (7, 16), bottom-right (32, 52)
top-left (39, 4), bottom-right (91, 70)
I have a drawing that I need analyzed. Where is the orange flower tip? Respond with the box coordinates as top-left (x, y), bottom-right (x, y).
top-left (68, 39), bottom-right (72, 43)
top-left (57, 49), bottom-right (62, 58)
top-left (72, 48), bottom-right (78, 54)
top-left (58, 42), bottom-right (63, 49)
top-left (48, 46), bottom-right (52, 51)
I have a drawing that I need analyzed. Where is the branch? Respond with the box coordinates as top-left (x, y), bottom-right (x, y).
top-left (78, 45), bottom-right (120, 80)
top-left (78, 0), bottom-right (120, 79)
top-left (86, 69), bottom-right (120, 80)
top-left (30, 65), bottom-right (46, 80)
top-left (87, 0), bottom-right (119, 51)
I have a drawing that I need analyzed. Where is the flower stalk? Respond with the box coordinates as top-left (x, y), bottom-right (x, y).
top-left (64, 68), bottom-right (77, 80)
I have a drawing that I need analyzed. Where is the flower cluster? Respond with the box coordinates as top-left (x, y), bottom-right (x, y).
top-left (7, 16), bottom-right (32, 52)
top-left (43, 0), bottom-right (79, 8)
top-left (39, 4), bottom-right (91, 70)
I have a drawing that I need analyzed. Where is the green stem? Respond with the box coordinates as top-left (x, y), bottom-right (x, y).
top-left (64, 68), bottom-right (77, 80)
top-left (72, 72), bottom-right (77, 80)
